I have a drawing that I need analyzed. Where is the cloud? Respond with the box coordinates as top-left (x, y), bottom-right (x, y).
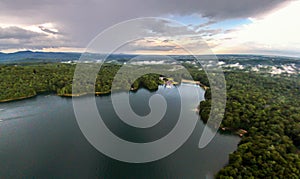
top-left (118, 38), bottom-right (180, 54)
top-left (197, 29), bottom-right (223, 37)
top-left (0, 0), bottom-right (288, 51)
top-left (213, 1), bottom-right (300, 57)
top-left (0, 0), bottom-right (287, 21)
top-left (115, 29), bottom-right (214, 55)
top-left (0, 24), bottom-right (75, 51)
top-left (38, 26), bottom-right (58, 35)
top-left (194, 20), bottom-right (217, 30)
top-left (0, 26), bottom-right (46, 39)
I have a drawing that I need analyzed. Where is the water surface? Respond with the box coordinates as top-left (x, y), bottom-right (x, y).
top-left (0, 85), bottom-right (240, 178)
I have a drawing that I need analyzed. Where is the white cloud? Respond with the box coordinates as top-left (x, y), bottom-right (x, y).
top-left (0, 22), bottom-right (76, 51)
top-left (214, 1), bottom-right (300, 56)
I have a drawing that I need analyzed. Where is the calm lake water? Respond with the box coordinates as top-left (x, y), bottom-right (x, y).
top-left (0, 84), bottom-right (240, 178)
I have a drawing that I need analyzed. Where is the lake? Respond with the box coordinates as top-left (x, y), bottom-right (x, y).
top-left (0, 84), bottom-right (240, 178)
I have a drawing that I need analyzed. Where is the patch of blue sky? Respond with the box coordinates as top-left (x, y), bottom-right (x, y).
top-left (209, 18), bottom-right (252, 30)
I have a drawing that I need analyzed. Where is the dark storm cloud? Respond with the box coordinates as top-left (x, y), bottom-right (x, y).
top-left (0, 0), bottom-right (288, 49)
top-left (0, 0), bottom-right (287, 20)
top-left (141, 19), bottom-right (196, 36)
top-left (0, 26), bottom-right (45, 39)
top-left (38, 26), bottom-right (58, 35)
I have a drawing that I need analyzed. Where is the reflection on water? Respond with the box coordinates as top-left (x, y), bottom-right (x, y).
top-left (0, 84), bottom-right (240, 178)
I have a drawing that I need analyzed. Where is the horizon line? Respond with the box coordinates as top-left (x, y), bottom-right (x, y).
top-left (1, 50), bottom-right (299, 59)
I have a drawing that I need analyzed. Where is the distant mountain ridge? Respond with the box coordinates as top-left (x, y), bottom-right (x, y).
top-left (0, 51), bottom-right (141, 64)
top-left (0, 51), bottom-right (299, 65)
top-left (0, 51), bottom-right (81, 63)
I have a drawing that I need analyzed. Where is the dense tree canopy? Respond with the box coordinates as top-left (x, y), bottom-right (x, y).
top-left (200, 71), bottom-right (300, 178)
top-left (0, 63), bottom-right (205, 102)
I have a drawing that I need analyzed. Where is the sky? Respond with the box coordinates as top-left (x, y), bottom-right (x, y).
top-left (0, 0), bottom-right (299, 57)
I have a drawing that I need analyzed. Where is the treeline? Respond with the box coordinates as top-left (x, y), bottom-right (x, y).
top-left (0, 63), bottom-right (163, 101)
top-left (0, 63), bottom-right (73, 101)
top-left (0, 63), bottom-right (208, 102)
top-left (199, 72), bottom-right (300, 178)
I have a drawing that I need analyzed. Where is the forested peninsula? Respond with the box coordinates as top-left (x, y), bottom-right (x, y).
top-left (0, 63), bottom-right (208, 102)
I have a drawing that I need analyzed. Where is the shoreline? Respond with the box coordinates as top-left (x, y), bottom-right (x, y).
top-left (59, 91), bottom-right (112, 97)
top-left (181, 79), bottom-right (209, 90)
top-left (219, 127), bottom-right (248, 137)
top-left (1, 81), bottom-right (207, 103)
top-left (0, 94), bottom-right (37, 103)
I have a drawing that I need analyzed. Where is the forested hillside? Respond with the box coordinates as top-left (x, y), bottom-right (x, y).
top-left (200, 72), bottom-right (300, 178)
